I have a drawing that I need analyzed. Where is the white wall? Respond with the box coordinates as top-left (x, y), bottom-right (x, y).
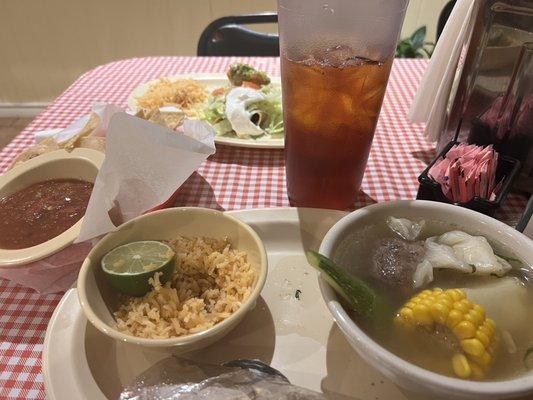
top-left (0, 0), bottom-right (449, 107)
top-left (403, 0), bottom-right (450, 41)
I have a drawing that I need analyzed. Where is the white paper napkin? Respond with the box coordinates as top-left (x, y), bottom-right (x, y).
top-left (409, 0), bottom-right (478, 142)
top-left (75, 113), bottom-right (216, 242)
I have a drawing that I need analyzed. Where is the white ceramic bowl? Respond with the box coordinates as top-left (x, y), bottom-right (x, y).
top-left (0, 148), bottom-right (104, 266)
top-left (318, 200), bottom-right (533, 399)
top-left (78, 207), bottom-right (268, 353)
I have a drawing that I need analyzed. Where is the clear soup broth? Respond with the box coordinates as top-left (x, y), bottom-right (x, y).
top-left (333, 219), bottom-right (533, 381)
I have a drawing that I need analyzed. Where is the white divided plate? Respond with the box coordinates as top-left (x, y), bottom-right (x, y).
top-left (43, 208), bottom-right (427, 400)
top-left (127, 73), bottom-right (284, 149)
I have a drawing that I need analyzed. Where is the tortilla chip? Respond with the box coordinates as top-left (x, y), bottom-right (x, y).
top-left (7, 137), bottom-right (61, 170)
top-left (7, 113), bottom-right (105, 171)
top-left (78, 136), bottom-right (106, 152)
top-left (135, 108), bottom-right (152, 120)
top-left (61, 113), bottom-right (101, 151)
top-left (148, 109), bottom-right (186, 130)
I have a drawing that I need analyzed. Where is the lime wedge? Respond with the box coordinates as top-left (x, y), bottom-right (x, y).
top-left (101, 241), bottom-right (175, 296)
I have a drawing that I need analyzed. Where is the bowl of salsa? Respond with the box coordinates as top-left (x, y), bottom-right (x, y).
top-left (0, 148), bottom-right (104, 266)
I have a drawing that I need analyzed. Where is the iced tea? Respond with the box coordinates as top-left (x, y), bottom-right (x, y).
top-left (282, 49), bottom-right (393, 209)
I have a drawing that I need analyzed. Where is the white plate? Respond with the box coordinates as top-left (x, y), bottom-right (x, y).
top-left (43, 208), bottom-right (427, 400)
top-left (127, 73), bottom-right (284, 149)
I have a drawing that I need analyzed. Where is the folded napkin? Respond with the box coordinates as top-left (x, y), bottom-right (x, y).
top-left (76, 113), bottom-right (215, 242)
top-left (409, 0), bottom-right (478, 142)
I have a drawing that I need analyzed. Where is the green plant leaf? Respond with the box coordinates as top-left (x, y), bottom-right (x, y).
top-left (396, 41), bottom-right (413, 58)
top-left (396, 26), bottom-right (435, 59)
top-left (410, 26), bottom-right (427, 49)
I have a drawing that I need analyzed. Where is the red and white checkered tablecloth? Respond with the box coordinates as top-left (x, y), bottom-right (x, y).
top-left (0, 57), bottom-right (527, 399)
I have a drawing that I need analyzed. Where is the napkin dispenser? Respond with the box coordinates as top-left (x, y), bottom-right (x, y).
top-left (438, 0), bottom-right (533, 193)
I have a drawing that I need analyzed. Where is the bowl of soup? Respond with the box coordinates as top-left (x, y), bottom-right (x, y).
top-left (0, 148), bottom-right (103, 266)
top-left (317, 200), bottom-right (533, 399)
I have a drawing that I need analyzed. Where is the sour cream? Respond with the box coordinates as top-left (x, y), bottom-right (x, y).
top-left (225, 87), bottom-right (266, 138)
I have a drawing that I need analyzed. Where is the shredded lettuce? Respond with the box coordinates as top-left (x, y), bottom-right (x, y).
top-left (199, 94), bottom-right (227, 130)
top-left (250, 86), bottom-right (284, 137)
top-left (199, 84), bottom-right (283, 138)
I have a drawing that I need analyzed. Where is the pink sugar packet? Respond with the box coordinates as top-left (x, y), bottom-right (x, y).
top-left (488, 150), bottom-right (498, 193)
top-left (449, 160), bottom-right (461, 202)
top-left (428, 143), bottom-right (501, 203)
top-left (478, 160), bottom-right (489, 199)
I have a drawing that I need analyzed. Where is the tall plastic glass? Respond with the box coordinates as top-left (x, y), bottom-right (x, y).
top-left (278, 0), bottom-right (409, 209)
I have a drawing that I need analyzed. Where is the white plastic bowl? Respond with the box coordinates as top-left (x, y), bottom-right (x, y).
top-left (78, 207), bottom-right (268, 353)
top-left (319, 200), bottom-right (533, 399)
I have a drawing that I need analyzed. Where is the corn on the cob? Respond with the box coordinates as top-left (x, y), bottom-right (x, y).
top-left (395, 288), bottom-right (499, 380)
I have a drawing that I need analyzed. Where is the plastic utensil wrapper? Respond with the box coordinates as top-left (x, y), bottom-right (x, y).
top-left (119, 358), bottom-right (326, 400)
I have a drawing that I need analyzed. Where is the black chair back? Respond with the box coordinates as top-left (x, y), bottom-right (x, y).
top-left (197, 13), bottom-right (279, 56)
top-left (437, 0), bottom-right (457, 42)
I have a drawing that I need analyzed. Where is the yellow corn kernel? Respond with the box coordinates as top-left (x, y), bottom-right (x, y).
top-left (430, 302), bottom-right (450, 324)
top-left (421, 289), bottom-right (432, 296)
top-left (420, 298), bottom-right (434, 308)
top-left (463, 313), bottom-right (476, 325)
top-left (432, 287), bottom-right (443, 293)
top-left (453, 299), bottom-right (472, 313)
top-left (399, 307), bottom-right (414, 323)
top-left (452, 353), bottom-right (471, 379)
top-left (405, 301), bottom-right (416, 309)
top-left (465, 309), bottom-right (483, 326)
top-left (412, 304), bottom-right (433, 325)
top-left (452, 301), bottom-right (466, 313)
top-left (440, 291), bottom-right (453, 301)
top-left (478, 324), bottom-right (492, 338)
top-left (447, 289), bottom-right (464, 301)
top-left (475, 330), bottom-right (490, 348)
top-left (469, 351), bottom-right (492, 367)
top-left (461, 338), bottom-right (485, 357)
top-left (445, 289), bottom-right (458, 301)
top-left (437, 297), bottom-right (453, 309)
top-left (446, 309), bottom-right (464, 328)
top-left (472, 304), bottom-right (485, 320)
top-left (453, 321), bottom-right (477, 340)
top-left (469, 362), bottom-right (485, 380)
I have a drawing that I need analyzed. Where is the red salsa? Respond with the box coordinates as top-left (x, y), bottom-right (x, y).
top-left (0, 179), bottom-right (93, 249)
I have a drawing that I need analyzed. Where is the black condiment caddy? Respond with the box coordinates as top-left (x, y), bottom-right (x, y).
top-left (416, 140), bottom-right (521, 217)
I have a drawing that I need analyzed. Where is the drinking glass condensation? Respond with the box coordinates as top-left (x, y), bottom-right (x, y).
top-left (279, 0), bottom-right (409, 209)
